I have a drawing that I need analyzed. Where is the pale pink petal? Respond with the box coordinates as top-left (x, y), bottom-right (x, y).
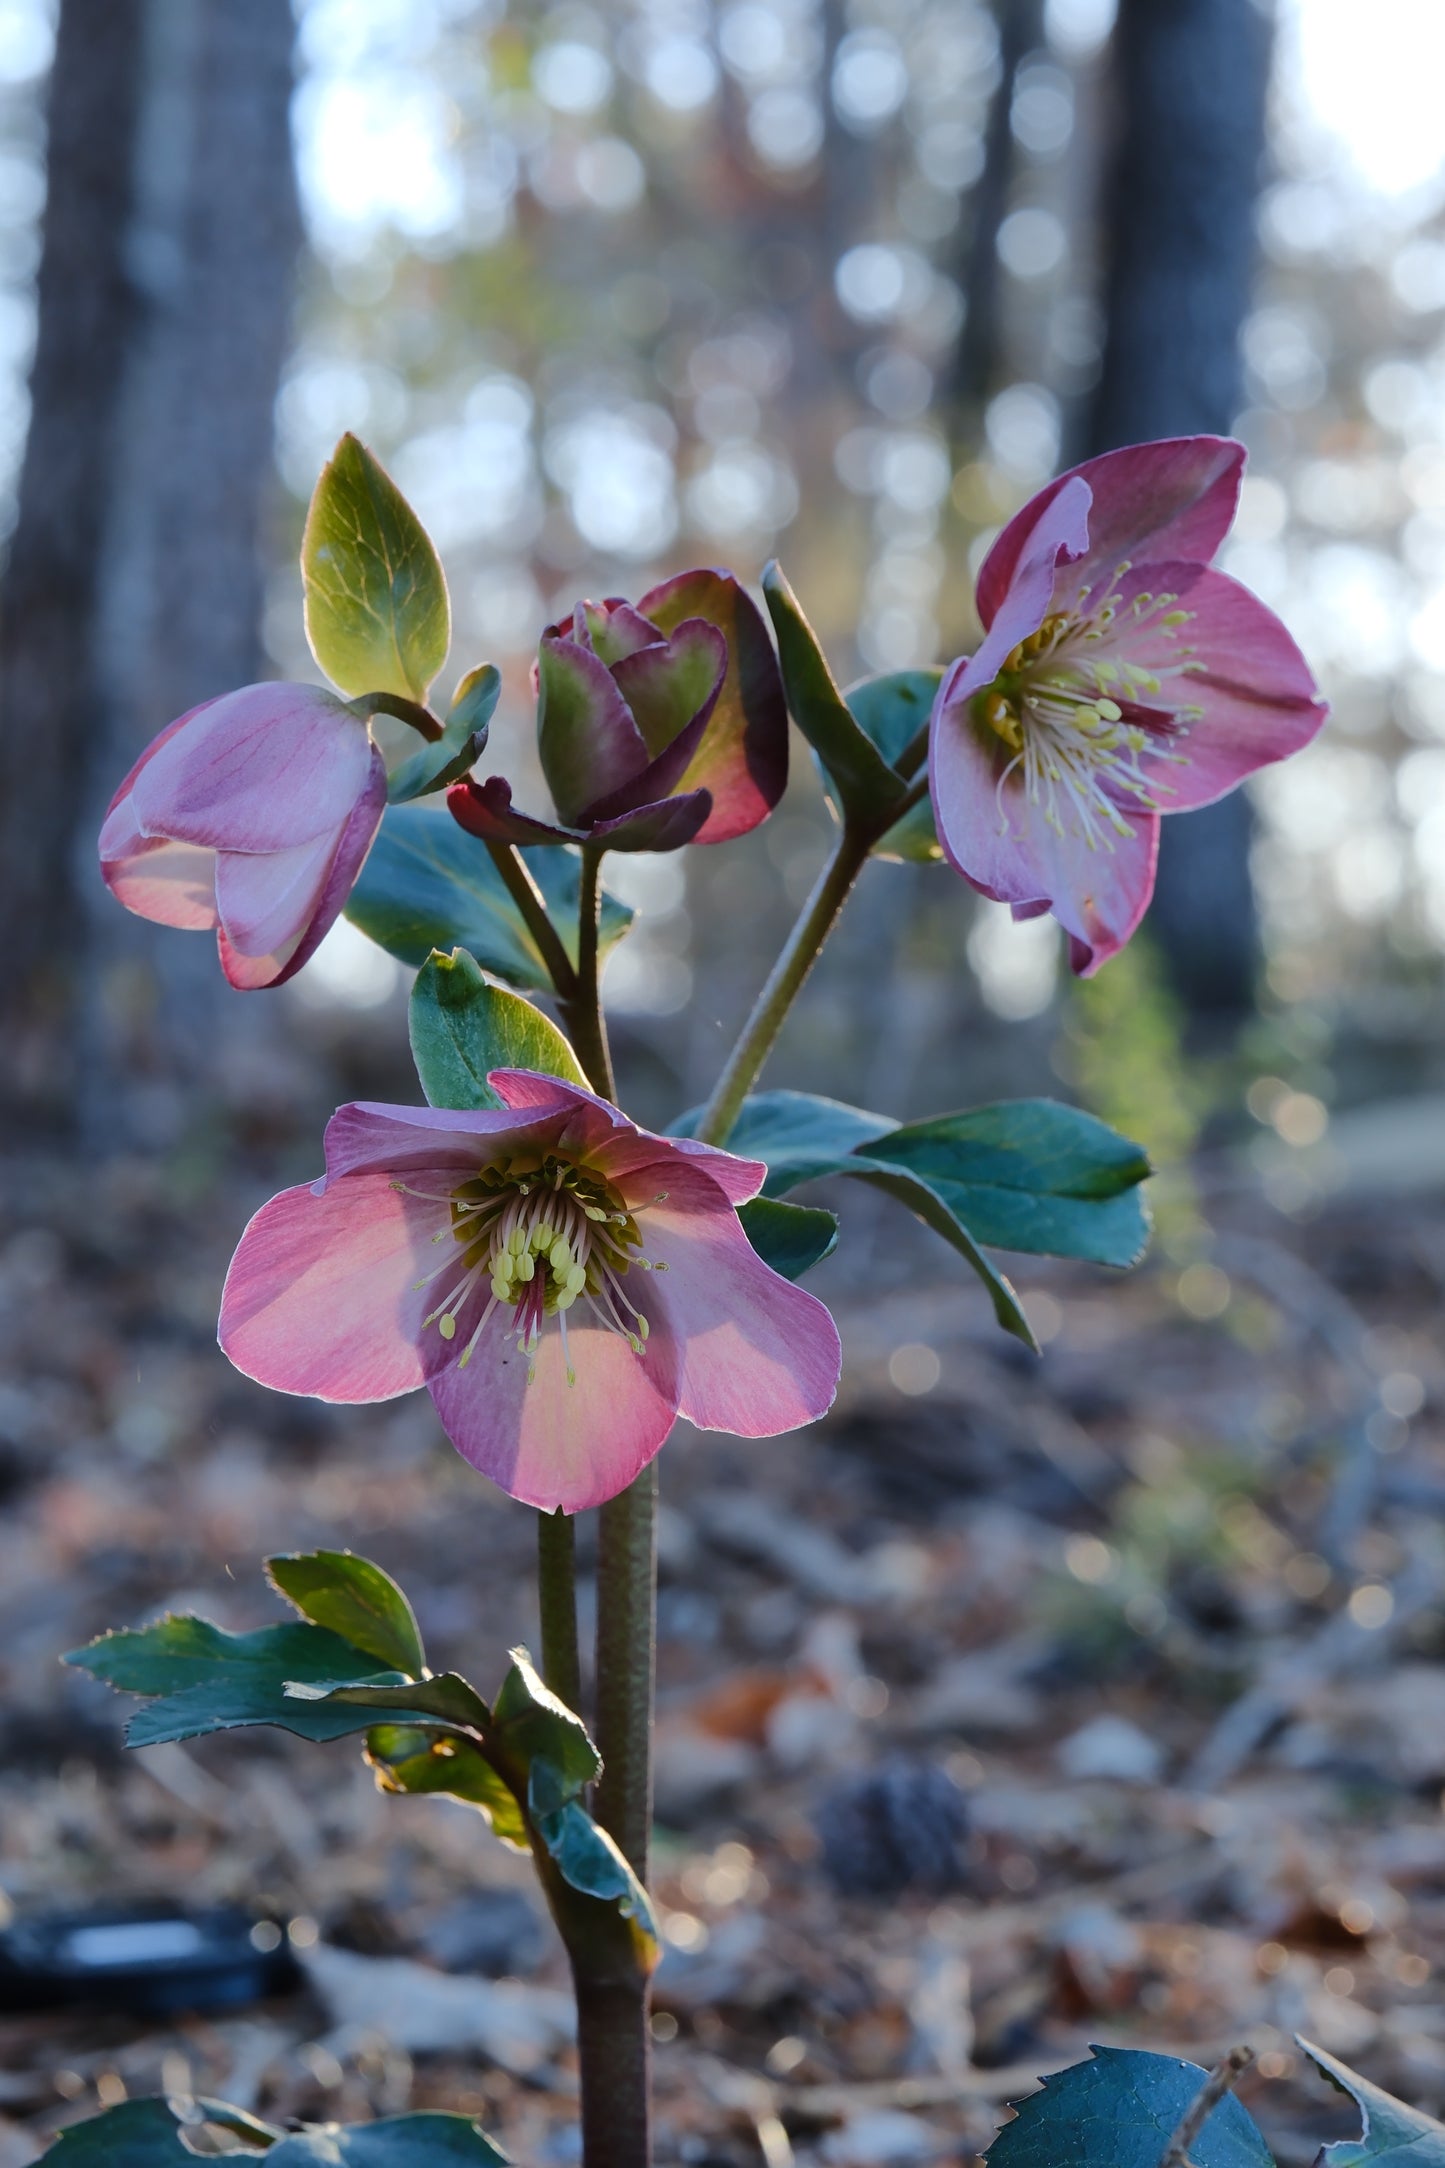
top-left (1110, 565), bottom-right (1327, 813)
top-left (1020, 798), bottom-right (1160, 976)
top-left (100, 818), bottom-right (219, 930)
top-left (592, 1131), bottom-right (768, 1209)
top-left (213, 755), bottom-right (387, 991)
top-left (219, 1172), bottom-right (441, 1402)
top-left (427, 1308), bottom-right (682, 1512)
top-left (319, 1096), bottom-right (580, 1184)
top-left (978, 437), bottom-right (1244, 626)
top-left (935, 476), bottom-right (1093, 720)
top-left (264, 750), bottom-right (388, 987)
top-left (639, 1178), bottom-right (841, 1435)
top-left (129, 683), bottom-right (374, 852)
top-left (214, 831), bottom-right (337, 959)
top-left (103, 703), bottom-right (214, 818)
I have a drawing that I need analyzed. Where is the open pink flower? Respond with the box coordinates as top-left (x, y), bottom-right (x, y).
top-left (219, 1071), bottom-right (841, 1513)
top-left (99, 683), bottom-right (387, 990)
top-left (930, 436), bottom-right (1327, 974)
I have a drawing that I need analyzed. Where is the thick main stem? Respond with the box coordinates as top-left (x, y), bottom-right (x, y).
top-left (592, 1464), bottom-right (657, 1878)
top-left (536, 1509), bottom-right (581, 1713)
top-left (695, 823), bottom-right (873, 1148)
top-left (577, 1978), bottom-right (651, 2168)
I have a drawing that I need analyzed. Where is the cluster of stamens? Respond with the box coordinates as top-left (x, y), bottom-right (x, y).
top-left (975, 566), bottom-right (1205, 853)
top-left (395, 1153), bottom-right (663, 1386)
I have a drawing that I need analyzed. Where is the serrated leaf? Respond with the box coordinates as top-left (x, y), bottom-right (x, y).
top-left (737, 1196), bottom-right (838, 1280)
top-left (492, 1646), bottom-right (601, 1794)
top-left (41, 2098), bottom-right (509, 2165)
top-left (387, 665), bottom-right (500, 804)
top-left (303, 433), bottom-right (450, 701)
top-left (366, 1725), bottom-right (529, 1850)
top-left (410, 947), bottom-right (587, 1111)
top-left (843, 668), bottom-right (942, 862)
top-left (345, 804), bottom-right (632, 987)
top-left (862, 1101), bottom-right (1151, 1266)
top-left (985, 2047), bottom-right (1275, 2168)
top-left (1301, 2038), bottom-right (1445, 2165)
top-left (291, 1672), bottom-right (492, 1733)
top-left (762, 563), bottom-right (909, 830)
top-left (267, 1551), bottom-right (426, 1678)
top-left (268, 2113), bottom-right (508, 2163)
top-left (66, 1617), bottom-right (413, 1747)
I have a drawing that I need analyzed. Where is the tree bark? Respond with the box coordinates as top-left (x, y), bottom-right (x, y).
top-left (0, 0), bottom-right (147, 1113)
top-left (1086, 0), bottom-right (1273, 1020)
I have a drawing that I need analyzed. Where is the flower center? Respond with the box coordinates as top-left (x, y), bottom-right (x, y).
top-left (396, 1153), bottom-right (663, 1386)
top-left (974, 576), bottom-right (1203, 852)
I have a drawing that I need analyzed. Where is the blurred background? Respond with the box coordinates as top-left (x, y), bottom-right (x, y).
top-left (6, 2), bottom-right (1445, 2162)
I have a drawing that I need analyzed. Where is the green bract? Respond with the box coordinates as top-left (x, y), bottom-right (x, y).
top-left (303, 433), bottom-right (450, 702)
top-left (410, 946), bottom-right (589, 1110)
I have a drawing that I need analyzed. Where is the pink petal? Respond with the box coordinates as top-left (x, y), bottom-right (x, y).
top-left (636, 569), bottom-right (789, 843)
top-left (214, 751), bottom-right (387, 990)
top-left (99, 812), bottom-right (219, 930)
top-left (129, 683), bottom-right (375, 852)
top-left (427, 1310), bottom-right (682, 1513)
top-left (319, 1095), bottom-right (583, 1183)
top-left (932, 476), bottom-right (1093, 727)
top-left (977, 437), bottom-right (1244, 628)
top-left (486, 1073), bottom-right (769, 1206)
top-left (1116, 565), bottom-right (1328, 813)
top-left (219, 1171), bottom-right (439, 1402)
top-left (639, 1179), bottom-right (841, 1436)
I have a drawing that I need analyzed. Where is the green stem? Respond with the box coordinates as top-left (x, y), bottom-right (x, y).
top-left (895, 717), bottom-right (931, 780)
top-left (558, 843), bottom-right (616, 1099)
top-left (694, 821), bottom-right (873, 1148)
top-left (485, 840), bottom-right (578, 998)
top-left (537, 1509), bottom-right (581, 1713)
top-left (353, 689), bottom-right (443, 741)
top-left (593, 1463), bottom-right (657, 1880)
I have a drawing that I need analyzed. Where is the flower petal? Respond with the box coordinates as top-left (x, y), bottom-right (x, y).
top-left (639, 1178), bottom-right (841, 1436)
top-left (935, 476), bottom-right (1094, 731)
top-left (99, 819), bottom-right (219, 930)
top-left (427, 1308), bottom-right (682, 1512)
top-left (576, 598), bottom-right (660, 665)
top-left (319, 1095), bottom-right (582, 1183)
top-left (637, 569), bottom-right (789, 842)
top-left (446, 776), bottom-right (581, 849)
top-left (536, 634), bottom-right (648, 826)
top-left (214, 751), bottom-right (387, 990)
top-left (609, 619), bottom-right (727, 761)
top-left (977, 436), bottom-right (1244, 628)
top-left (588, 789), bottom-right (713, 852)
top-left (129, 683), bottom-right (374, 851)
top-left (219, 1171), bottom-right (439, 1402)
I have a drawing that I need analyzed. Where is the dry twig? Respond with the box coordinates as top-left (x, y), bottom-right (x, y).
top-left (1158, 2046), bottom-right (1255, 2168)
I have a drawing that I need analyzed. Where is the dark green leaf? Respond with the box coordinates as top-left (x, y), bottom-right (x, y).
top-left (366, 1725), bottom-right (528, 1850)
top-left (849, 1161), bottom-right (1037, 1350)
top-left (862, 1101), bottom-right (1151, 1267)
top-left (268, 2114), bottom-right (508, 2163)
top-left (66, 1616), bottom-right (413, 1747)
top-left (291, 1671), bottom-right (492, 1734)
top-left (41, 2098), bottom-right (509, 2165)
top-left (843, 668), bottom-right (942, 863)
top-left (42, 2099), bottom-right (226, 2163)
top-left (492, 1646), bottom-right (601, 1794)
top-left (528, 1758), bottom-right (659, 1948)
top-left (1302, 2038), bottom-right (1445, 2165)
top-left (387, 665), bottom-right (499, 804)
top-left (671, 1088), bottom-right (897, 1196)
top-left (985, 2047), bottom-right (1275, 2168)
top-left (267, 1551), bottom-right (426, 1678)
top-left (303, 433), bottom-right (450, 701)
top-left (345, 803), bottom-right (632, 987)
top-left (762, 563), bottom-right (908, 830)
top-left (737, 1197), bottom-right (839, 1280)
top-left (410, 947), bottom-right (587, 1110)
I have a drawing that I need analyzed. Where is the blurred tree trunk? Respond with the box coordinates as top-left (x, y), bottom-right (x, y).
top-left (953, 0), bottom-right (1045, 405)
top-left (0, 0), bottom-right (146, 1114)
top-left (1086, 0), bottom-right (1273, 1020)
top-left (0, 0), bottom-right (302, 1135)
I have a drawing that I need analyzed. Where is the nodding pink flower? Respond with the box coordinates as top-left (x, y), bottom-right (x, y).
top-left (929, 436), bottom-right (1327, 974)
top-left (99, 683), bottom-right (386, 990)
top-left (218, 1072), bottom-right (841, 1514)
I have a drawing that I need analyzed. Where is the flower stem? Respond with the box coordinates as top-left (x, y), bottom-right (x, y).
top-left (484, 840), bottom-right (578, 998)
top-left (694, 821), bottom-right (873, 1148)
top-left (559, 843), bottom-right (616, 1100)
top-left (592, 1463), bottom-right (657, 1879)
top-left (536, 1508), bottom-right (581, 1713)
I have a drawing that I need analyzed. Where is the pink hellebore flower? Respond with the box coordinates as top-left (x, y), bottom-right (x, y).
top-left (449, 569), bottom-right (788, 854)
top-left (930, 436), bottom-right (1327, 974)
top-left (99, 683), bottom-right (387, 990)
top-left (218, 1070), bottom-right (842, 1514)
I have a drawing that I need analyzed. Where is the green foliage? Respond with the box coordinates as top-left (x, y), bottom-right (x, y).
top-left (762, 562), bottom-right (909, 830)
top-left (42, 2096), bottom-right (507, 2163)
top-left (1304, 2037), bottom-right (1445, 2164)
top-left (843, 668), bottom-right (943, 861)
top-left (267, 1549), bottom-right (426, 1677)
top-left (387, 664), bottom-right (500, 803)
top-left (672, 1088), bottom-right (896, 1192)
top-left (302, 433), bottom-right (450, 702)
top-left (492, 1646), bottom-right (602, 1793)
top-left (737, 1196), bottom-right (839, 1279)
top-left (345, 803), bottom-right (632, 986)
top-left (410, 947), bottom-right (587, 1110)
top-left (366, 1724), bottom-right (529, 1849)
top-left (985, 2047), bottom-right (1273, 2168)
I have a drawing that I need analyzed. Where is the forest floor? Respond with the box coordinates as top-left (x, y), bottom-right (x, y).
top-left (2, 1134), bottom-right (1444, 2167)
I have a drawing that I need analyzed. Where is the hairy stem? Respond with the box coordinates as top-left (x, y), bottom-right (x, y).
top-left (536, 1509), bottom-right (581, 1714)
top-left (484, 839), bottom-right (578, 998)
top-left (694, 822), bottom-right (873, 1148)
top-left (577, 1977), bottom-right (651, 2168)
top-left (593, 1463), bottom-right (657, 1879)
top-left (558, 844), bottom-right (616, 1100)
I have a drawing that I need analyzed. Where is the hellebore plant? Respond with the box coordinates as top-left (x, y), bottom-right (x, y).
top-left (74, 430), bottom-right (1326, 2168)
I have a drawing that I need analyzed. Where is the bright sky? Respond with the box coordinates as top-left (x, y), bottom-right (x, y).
top-left (1285, 0), bottom-right (1445, 201)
